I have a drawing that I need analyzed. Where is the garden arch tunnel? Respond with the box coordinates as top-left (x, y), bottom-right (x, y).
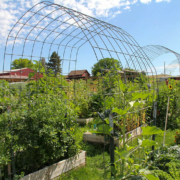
top-left (3, 1), bottom-right (157, 82)
top-left (127, 45), bottom-right (180, 76)
top-left (1, 1), bottom-right (165, 179)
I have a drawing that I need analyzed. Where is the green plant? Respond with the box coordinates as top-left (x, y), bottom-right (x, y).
top-left (0, 93), bottom-right (79, 178)
top-left (175, 131), bottom-right (180, 144)
top-left (91, 58), bottom-right (122, 77)
top-left (90, 76), bottom-right (160, 179)
top-left (156, 79), bottom-right (180, 130)
top-left (153, 170), bottom-right (173, 180)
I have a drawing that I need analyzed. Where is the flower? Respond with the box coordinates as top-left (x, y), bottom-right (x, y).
top-left (175, 140), bottom-right (176, 142)
top-left (176, 132), bottom-right (178, 134)
top-left (168, 84), bottom-right (172, 89)
top-left (175, 136), bottom-right (176, 138)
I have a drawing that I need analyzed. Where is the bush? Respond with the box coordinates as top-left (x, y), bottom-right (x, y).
top-left (153, 170), bottom-right (174, 180)
top-left (0, 94), bottom-right (79, 177)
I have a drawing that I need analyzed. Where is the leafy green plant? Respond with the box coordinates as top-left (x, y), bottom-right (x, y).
top-left (156, 79), bottom-right (180, 130)
top-left (175, 131), bottom-right (180, 144)
top-left (0, 93), bottom-right (79, 178)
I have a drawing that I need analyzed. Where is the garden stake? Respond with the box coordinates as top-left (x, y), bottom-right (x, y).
top-left (109, 114), bottom-right (114, 177)
top-left (152, 101), bottom-right (157, 161)
top-left (8, 164), bottom-right (11, 180)
top-left (163, 97), bottom-right (170, 147)
top-left (0, 165), bottom-right (2, 180)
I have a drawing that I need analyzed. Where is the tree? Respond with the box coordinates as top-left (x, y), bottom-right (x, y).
top-left (91, 58), bottom-right (122, 77)
top-left (47, 52), bottom-right (61, 76)
top-left (40, 57), bottom-right (46, 71)
top-left (11, 58), bottom-right (34, 69)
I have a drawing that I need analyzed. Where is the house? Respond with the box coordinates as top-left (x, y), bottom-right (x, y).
top-left (0, 68), bottom-right (43, 82)
top-left (67, 70), bottom-right (90, 80)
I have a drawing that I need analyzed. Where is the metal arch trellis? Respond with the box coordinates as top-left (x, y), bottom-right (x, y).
top-left (1, 1), bottom-right (159, 179)
top-left (166, 59), bottom-right (180, 75)
top-left (127, 45), bottom-right (180, 76)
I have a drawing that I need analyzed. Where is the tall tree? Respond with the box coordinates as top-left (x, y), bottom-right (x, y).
top-left (47, 52), bottom-right (61, 76)
top-left (40, 57), bottom-right (46, 70)
top-left (91, 58), bottom-right (122, 77)
top-left (11, 58), bottom-right (34, 69)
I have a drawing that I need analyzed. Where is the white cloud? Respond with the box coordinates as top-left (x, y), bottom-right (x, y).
top-left (140, 0), bottom-right (151, 4)
top-left (132, 0), bottom-right (138, 4)
top-left (54, 0), bottom-right (134, 17)
top-left (0, 0), bottom-right (172, 46)
top-left (124, 6), bottom-right (131, 10)
top-left (156, 0), bottom-right (171, 2)
top-left (0, 0), bottom-right (41, 46)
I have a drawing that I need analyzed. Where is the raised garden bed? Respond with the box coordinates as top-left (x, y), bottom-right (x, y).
top-left (83, 124), bottom-right (146, 146)
top-left (83, 132), bottom-right (119, 145)
top-left (76, 118), bottom-right (93, 124)
top-left (21, 151), bottom-right (86, 180)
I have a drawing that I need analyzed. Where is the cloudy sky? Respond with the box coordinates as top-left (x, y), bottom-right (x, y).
top-left (0, 0), bottom-right (180, 75)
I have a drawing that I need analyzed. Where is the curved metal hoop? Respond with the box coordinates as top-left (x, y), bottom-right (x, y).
top-left (3, 1), bottom-right (157, 82)
top-left (127, 45), bottom-right (180, 76)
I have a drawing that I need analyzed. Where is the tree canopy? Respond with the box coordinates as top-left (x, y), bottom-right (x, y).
top-left (11, 58), bottom-right (34, 69)
top-left (91, 58), bottom-right (122, 77)
top-left (47, 51), bottom-right (61, 76)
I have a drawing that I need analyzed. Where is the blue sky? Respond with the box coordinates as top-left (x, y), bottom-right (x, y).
top-left (0, 0), bottom-right (180, 75)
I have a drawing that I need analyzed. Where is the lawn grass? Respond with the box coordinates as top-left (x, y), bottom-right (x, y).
top-left (60, 122), bottom-right (179, 180)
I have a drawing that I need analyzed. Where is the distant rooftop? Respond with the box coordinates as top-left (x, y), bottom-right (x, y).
top-left (0, 68), bottom-right (29, 74)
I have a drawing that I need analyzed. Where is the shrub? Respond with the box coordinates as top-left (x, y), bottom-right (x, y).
top-left (153, 170), bottom-right (174, 180)
top-left (0, 94), bottom-right (78, 177)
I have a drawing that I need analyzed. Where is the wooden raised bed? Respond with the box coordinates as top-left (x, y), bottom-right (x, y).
top-left (83, 124), bottom-right (146, 146)
top-left (83, 132), bottom-right (119, 145)
top-left (76, 118), bottom-right (93, 124)
top-left (21, 151), bottom-right (86, 180)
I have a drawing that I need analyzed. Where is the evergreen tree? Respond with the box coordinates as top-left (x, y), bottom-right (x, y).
top-left (47, 52), bottom-right (61, 76)
top-left (39, 57), bottom-right (47, 73)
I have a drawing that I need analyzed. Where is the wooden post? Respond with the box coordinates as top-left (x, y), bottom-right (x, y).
top-left (109, 114), bottom-right (114, 177)
top-left (152, 101), bottom-right (157, 161)
top-left (163, 97), bottom-right (170, 146)
top-left (0, 165), bottom-right (2, 180)
top-left (8, 164), bottom-right (11, 180)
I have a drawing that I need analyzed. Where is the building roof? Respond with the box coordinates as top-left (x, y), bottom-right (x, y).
top-left (68, 70), bottom-right (89, 76)
top-left (0, 68), bottom-right (30, 74)
top-left (0, 75), bottom-right (33, 80)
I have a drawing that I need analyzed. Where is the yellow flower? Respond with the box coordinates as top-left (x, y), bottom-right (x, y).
top-left (70, 128), bottom-right (74, 131)
top-left (175, 82), bottom-right (177, 85)
top-left (168, 84), bottom-right (172, 89)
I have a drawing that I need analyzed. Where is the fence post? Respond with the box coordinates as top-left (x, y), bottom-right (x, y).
top-left (8, 163), bottom-right (11, 180)
top-left (0, 165), bottom-right (2, 180)
top-left (109, 114), bottom-right (114, 177)
top-left (163, 97), bottom-right (170, 147)
top-left (152, 101), bottom-right (157, 161)
top-left (7, 107), bottom-right (16, 177)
